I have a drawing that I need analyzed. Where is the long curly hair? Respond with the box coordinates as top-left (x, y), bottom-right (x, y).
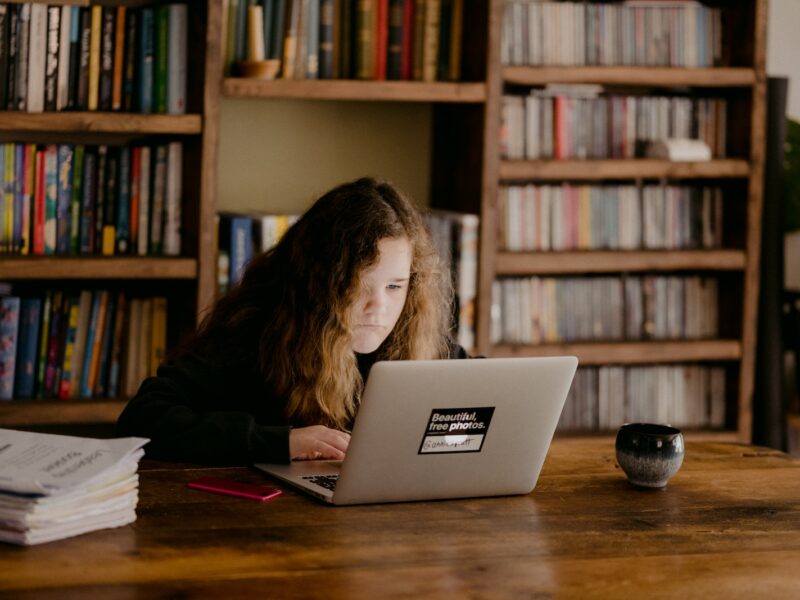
top-left (193, 178), bottom-right (452, 429)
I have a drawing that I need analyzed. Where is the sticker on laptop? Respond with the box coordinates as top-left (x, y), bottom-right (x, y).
top-left (418, 407), bottom-right (495, 454)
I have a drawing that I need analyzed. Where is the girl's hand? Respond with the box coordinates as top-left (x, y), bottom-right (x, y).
top-left (289, 425), bottom-right (350, 461)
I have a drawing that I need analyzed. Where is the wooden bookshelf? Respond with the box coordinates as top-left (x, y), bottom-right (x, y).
top-left (474, 0), bottom-right (768, 442)
top-left (0, 0), bottom-right (222, 428)
top-left (223, 79), bottom-right (487, 103)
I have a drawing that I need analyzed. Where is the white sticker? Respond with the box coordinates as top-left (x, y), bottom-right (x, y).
top-left (418, 407), bottom-right (495, 454)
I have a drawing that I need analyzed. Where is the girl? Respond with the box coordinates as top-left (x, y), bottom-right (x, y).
top-left (116, 178), bottom-right (469, 465)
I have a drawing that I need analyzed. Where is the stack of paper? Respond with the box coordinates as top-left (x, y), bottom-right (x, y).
top-left (0, 429), bottom-right (148, 546)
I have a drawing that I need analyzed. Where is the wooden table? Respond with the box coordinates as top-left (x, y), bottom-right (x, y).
top-left (2, 438), bottom-right (800, 598)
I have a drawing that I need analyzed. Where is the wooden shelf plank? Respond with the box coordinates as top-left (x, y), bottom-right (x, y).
top-left (496, 250), bottom-right (747, 274)
top-left (222, 78), bottom-right (487, 103)
top-left (504, 66), bottom-right (757, 87)
top-left (0, 400), bottom-right (127, 426)
top-left (499, 159), bottom-right (751, 180)
top-left (489, 340), bottom-right (742, 364)
top-left (0, 112), bottom-right (203, 134)
top-left (5, 0), bottom-right (89, 5)
top-left (0, 257), bottom-right (198, 279)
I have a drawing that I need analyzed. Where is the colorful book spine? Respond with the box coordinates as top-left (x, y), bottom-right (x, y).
top-left (167, 4), bottom-right (187, 114)
top-left (69, 144), bottom-right (84, 255)
top-left (98, 6), bottom-right (116, 111)
top-left (87, 5), bottom-right (102, 111)
top-left (116, 146), bottom-right (131, 254)
top-left (43, 145), bottom-right (58, 255)
top-left (56, 145), bottom-right (73, 255)
top-left (58, 294), bottom-right (79, 400)
top-left (0, 295), bottom-right (21, 400)
top-left (138, 8), bottom-right (154, 113)
top-left (111, 6), bottom-right (126, 111)
top-left (13, 297), bottom-right (41, 399)
top-left (153, 6), bottom-right (169, 113)
top-left (34, 291), bottom-right (51, 398)
top-left (42, 291), bottom-right (64, 398)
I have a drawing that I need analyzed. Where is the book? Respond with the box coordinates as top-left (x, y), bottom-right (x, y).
top-left (5, 5), bottom-right (19, 110)
top-left (149, 144), bottom-right (167, 255)
top-left (137, 146), bottom-right (151, 256)
top-left (111, 6), bottom-right (126, 111)
top-left (121, 8), bottom-right (137, 112)
top-left (69, 144), bottom-right (84, 255)
top-left (0, 295), bottom-right (22, 400)
top-left (137, 9), bottom-right (154, 113)
top-left (101, 146), bottom-right (118, 256)
top-left (164, 142), bottom-right (182, 256)
top-left (31, 148), bottom-right (45, 255)
top-left (34, 291), bottom-right (51, 399)
top-left (116, 146), bottom-right (131, 254)
top-left (87, 5), bottom-right (102, 111)
top-left (44, 6), bottom-right (60, 112)
top-left (56, 5), bottom-right (71, 110)
top-left (95, 291), bottom-right (117, 397)
top-left (13, 297), bottom-right (42, 399)
top-left (56, 145), bottom-right (73, 255)
top-left (218, 213), bottom-right (254, 287)
top-left (0, 6), bottom-right (9, 108)
top-left (69, 289), bottom-right (92, 398)
top-left (66, 7), bottom-right (81, 110)
top-left (0, 429), bottom-right (147, 546)
top-left (107, 291), bottom-right (127, 398)
top-left (98, 6), bottom-right (116, 111)
top-left (153, 6), bottom-right (169, 114)
top-left (42, 291), bottom-right (64, 397)
top-left (15, 4), bottom-right (30, 111)
top-left (81, 290), bottom-right (109, 398)
top-left (318, 0), bottom-right (335, 79)
top-left (58, 294), bottom-right (79, 400)
top-left (386, 0), bottom-right (404, 80)
top-left (167, 4), bottom-right (187, 114)
top-left (25, 4), bottom-right (47, 113)
top-left (76, 7), bottom-right (91, 110)
top-left (43, 145), bottom-right (58, 255)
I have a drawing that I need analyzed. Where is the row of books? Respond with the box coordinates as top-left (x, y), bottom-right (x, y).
top-left (0, 287), bottom-right (167, 402)
top-left (491, 275), bottom-right (719, 345)
top-left (0, 3), bottom-right (187, 114)
top-left (0, 142), bottom-right (183, 257)
top-left (223, 0), bottom-right (463, 81)
top-left (499, 184), bottom-right (724, 252)
top-left (502, 1), bottom-right (723, 68)
top-left (216, 211), bottom-right (299, 294)
top-left (423, 210), bottom-right (478, 351)
top-left (501, 90), bottom-right (728, 160)
top-left (557, 364), bottom-right (726, 432)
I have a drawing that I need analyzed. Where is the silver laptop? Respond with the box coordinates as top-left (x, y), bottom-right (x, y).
top-left (255, 356), bottom-right (577, 505)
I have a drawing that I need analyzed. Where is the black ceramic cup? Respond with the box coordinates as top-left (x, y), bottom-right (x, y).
top-left (615, 423), bottom-right (685, 489)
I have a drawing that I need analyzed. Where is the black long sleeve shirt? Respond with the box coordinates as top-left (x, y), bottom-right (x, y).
top-left (116, 345), bottom-right (470, 466)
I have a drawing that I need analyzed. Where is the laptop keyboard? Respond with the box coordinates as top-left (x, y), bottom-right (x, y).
top-left (302, 475), bottom-right (339, 492)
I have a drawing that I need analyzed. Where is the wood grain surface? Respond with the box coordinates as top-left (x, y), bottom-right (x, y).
top-left (1, 439), bottom-right (799, 598)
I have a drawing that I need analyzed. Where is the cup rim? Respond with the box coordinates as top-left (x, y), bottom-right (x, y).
top-left (618, 422), bottom-right (682, 437)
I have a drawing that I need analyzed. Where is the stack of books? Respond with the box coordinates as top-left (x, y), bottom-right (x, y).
top-left (0, 429), bottom-right (148, 546)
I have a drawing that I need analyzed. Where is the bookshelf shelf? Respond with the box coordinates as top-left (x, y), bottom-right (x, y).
top-left (495, 250), bottom-right (747, 275)
top-left (0, 257), bottom-right (198, 280)
top-left (0, 399), bottom-right (127, 426)
top-left (491, 340), bottom-right (742, 365)
top-left (0, 113), bottom-right (203, 135)
top-left (499, 159), bottom-right (751, 181)
top-left (222, 79), bottom-right (487, 103)
top-left (503, 66), bottom-right (757, 88)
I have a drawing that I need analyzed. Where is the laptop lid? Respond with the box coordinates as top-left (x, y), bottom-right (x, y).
top-left (257, 356), bottom-right (577, 505)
